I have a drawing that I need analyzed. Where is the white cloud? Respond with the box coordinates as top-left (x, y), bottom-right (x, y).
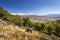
top-left (11, 13), bottom-right (26, 15)
top-left (11, 12), bottom-right (34, 15)
top-left (11, 7), bottom-right (60, 16)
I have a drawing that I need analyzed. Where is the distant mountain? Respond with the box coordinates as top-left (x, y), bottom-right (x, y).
top-left (44, 14), bottom-right (60, 18)
top-left (20, 15), bottom-right (46, 18)
top-left (21, 14), bottom-right (60, 18)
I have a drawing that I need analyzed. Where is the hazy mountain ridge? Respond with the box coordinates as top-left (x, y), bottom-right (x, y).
top-left (20, 14), bottom-right (60, 18)
top-left (44, 14), bottom-right (60, 18)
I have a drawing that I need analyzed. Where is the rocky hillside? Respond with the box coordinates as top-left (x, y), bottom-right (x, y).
top-left (0, 7), bottom-right (60, 40)
top-left (0, 19), bottom-right (60, 40)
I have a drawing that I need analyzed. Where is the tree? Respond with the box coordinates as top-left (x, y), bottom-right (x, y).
top-left (47, 24), bottom-right (56, 35)
top-left (23, 17), bottom-right (32, 27)
top-left (55, 23), bottom-right (60, 37)
top-left (13, 15), bottom-right (24, 26)
top-left (34, 22), bottom-right (41, 31)
top-left (43, 25), bottom-right (48, 33)
top-left (40, 23), bottom-right (46, 32)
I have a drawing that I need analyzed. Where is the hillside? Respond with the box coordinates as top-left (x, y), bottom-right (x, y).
top-left (0, 7), bottom-right (60, 40)
top-left (0, 19), bottom-right (60, 40)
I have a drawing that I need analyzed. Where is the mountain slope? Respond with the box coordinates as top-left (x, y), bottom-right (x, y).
top-left (44, 14), bottom-right (60, 18)
top-left (0, 19), bottom-right (60, 40)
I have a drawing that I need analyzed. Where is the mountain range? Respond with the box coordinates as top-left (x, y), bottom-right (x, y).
top-left (44, 14), bottom-right (60, 18)
top-left (21, 14), bottom-right (60, 18)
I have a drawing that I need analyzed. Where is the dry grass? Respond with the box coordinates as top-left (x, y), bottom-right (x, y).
top-left (0, 20), bottom-right (60, 40)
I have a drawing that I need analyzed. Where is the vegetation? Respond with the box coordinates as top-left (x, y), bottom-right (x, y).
top-left (0, 6), bottom-right (60, 40)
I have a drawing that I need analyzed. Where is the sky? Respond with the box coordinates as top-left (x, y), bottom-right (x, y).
top-left (0, 0), bottom-right (60, 15)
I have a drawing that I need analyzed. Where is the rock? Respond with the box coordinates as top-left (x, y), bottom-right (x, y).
top-left (26, 28), bottom-right (33, 33)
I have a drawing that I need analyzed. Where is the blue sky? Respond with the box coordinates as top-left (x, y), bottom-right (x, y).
top-left (0, 0), bottom-right (60, 15)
